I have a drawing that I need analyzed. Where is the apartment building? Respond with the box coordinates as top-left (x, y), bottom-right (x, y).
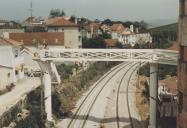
top-left (46, 17), bottom-right (82, 48)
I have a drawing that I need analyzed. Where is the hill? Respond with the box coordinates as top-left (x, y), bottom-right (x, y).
top-left (148, 23), bottom-right (178, 33)
top-left (147, 19), bottom-right (178, 28)
top-left (148, 23), bottom-right (178, 49)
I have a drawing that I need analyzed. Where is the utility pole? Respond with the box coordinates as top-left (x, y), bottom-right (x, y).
top-left (30, 0), bottom-right (33, 18)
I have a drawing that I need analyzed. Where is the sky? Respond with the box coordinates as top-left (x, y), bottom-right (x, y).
top-left (0, 0), bottom-right (179, 22)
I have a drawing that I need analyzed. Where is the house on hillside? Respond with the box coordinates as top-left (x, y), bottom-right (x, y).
top-left (82, 22), bottom-right (101, 38)
top-left (158, 76), bottom-right (178, 117)
top-left (100, 24), bottom-right (111, 34)
top-left (46, 17), bottom-right (82, 48)
top-left (0, 18), bottom-right (23, 36)
top-left (110, 24), bottom-right (152, 47)
top-left (110, 24), bottom-right (132, 43)
top-left (111, 24), bottom-right (126, 40)
top-left (123, 33), bottom-right (152, 47)
top-left (0, 38), bottom-right (24, 90)
top-left (22, 17), bottom-right (46, 32)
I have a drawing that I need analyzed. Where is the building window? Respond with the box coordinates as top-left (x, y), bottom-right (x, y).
top-left (7, 73), bottom-right (10, 78)
top-left (15, 49), bottom-right (19, 57)
top-left (54, 28), bottom-right (58, 32)
top-left (15, 70), bottom-right (19, 75)
top-left (78, 36), bottom-right (81, 42)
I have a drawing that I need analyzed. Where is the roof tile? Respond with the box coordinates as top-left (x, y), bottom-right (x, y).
top-left (9, 32), bottom-right (64, 46)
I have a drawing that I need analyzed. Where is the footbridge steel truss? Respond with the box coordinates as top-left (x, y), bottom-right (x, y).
top-left (34, 48), bottom-right (178, 126)
top-left (35, 49), bottom-right (178, 65)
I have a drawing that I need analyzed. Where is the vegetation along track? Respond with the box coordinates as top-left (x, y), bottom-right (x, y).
top-left (67, 62), bottom-right (133, 128)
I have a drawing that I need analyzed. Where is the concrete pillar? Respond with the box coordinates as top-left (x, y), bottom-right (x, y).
top-left (43, 72), bottom-right (53, 122)
top-left (149, 63), bottom-right (158, 128)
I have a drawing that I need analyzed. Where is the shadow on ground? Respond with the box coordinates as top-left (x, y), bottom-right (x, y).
top-left (64, 114), bottom-right (148, 128)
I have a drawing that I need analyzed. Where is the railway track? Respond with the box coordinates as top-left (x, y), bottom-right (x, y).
top-left (67, 62), bottom-right (134, 128)
top-left (116, 62), bottom-right (139, 128)
top-left (65, 62), bottom-right (144, 128)
top-left (116, 62), bottom-right (145, 128)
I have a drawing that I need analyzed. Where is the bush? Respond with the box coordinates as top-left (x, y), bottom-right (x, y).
top-left (138, 64), bottom-right (177, 80)
top-left (82, 37), bottom-right (106, 48)
top-left (57, 63), bottom-right (75, 80)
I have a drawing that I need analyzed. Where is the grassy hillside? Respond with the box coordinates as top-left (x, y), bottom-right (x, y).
top-left (148, 23), bottom-right (178, 49)
top-left (149, 23), bottom-right (178, 33)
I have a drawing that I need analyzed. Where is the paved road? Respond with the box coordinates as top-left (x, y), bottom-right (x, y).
top-left (57, 62), bottom-right (142, 128)
top-left (0, 77), bottom-right (40, 117)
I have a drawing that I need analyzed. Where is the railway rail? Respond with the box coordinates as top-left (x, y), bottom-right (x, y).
top-left (67, 62), bottom-right (133, 128)
top-left (65, 62), bottom-right (144, 128)
top-left (116, 62), bottom-right (139, 128)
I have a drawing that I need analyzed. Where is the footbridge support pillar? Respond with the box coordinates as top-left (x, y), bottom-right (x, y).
top-left (149, 63), bottom-right (158, 128)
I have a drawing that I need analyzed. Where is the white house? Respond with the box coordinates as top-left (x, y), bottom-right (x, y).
top-left (0, 38), bottom-right (24, 90)
top-left (123, 33), bottom-right (152, 46)
top-left (111, 24), bottom-right (125, 40)
top-left (82, 22), bottom-right (101, 38)
top-left (46, 17), bottom-right (82, 48)
top-left (110, 24), bottom-right (152, 47)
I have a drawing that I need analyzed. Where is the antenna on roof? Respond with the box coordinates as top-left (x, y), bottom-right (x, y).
top-left (30, 0), bottom-right (33, 17)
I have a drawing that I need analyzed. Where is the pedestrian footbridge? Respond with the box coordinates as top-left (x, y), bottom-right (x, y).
top-left (33, 48), bottom-right (178, 124)
top-left (35, 49), bottom-right (178, 66)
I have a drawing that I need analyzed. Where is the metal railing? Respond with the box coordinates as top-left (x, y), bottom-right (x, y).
top-left (34, 49), bottom-right (178, 65)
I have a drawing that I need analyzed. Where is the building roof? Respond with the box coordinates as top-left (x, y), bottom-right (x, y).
top-left (167, 42), bottom-right (179, 51)
top-left (111, 24), bottom-right (125, 33)
top-left (85, 22), bottom-right (100, 32)
top-left (159, 76), bottom-right (178, 94)
top-left (25, 17), bottom-right (35, 22)
top-left (104, 39), bottom-right (118, 47)
top-left (46, 17), bottom-right (78, 27)
top-left (9, 32), bottom-right (64, 46)
top-left (0, 38), bottom-right (23, 46)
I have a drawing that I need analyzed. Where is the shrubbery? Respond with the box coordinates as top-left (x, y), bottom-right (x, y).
top-left (138, 64), bottom-right (177, 80)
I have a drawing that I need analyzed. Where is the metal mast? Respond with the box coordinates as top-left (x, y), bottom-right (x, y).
top-left (30, 0), bottom-right (33, 17)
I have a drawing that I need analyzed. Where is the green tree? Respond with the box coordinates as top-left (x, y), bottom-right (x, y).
top-left (57, 64), bottom-right (74, 80)
top-left (100, 32), bottom-right (111, 39)
top-left (49, 9), bottom-right (66, 18)
top-left (82, 37), bottom-right (106, 48)
top-left (102, 19), bottom-right (112, 26)
top-left (115, 42), bottom-right (123, 48)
